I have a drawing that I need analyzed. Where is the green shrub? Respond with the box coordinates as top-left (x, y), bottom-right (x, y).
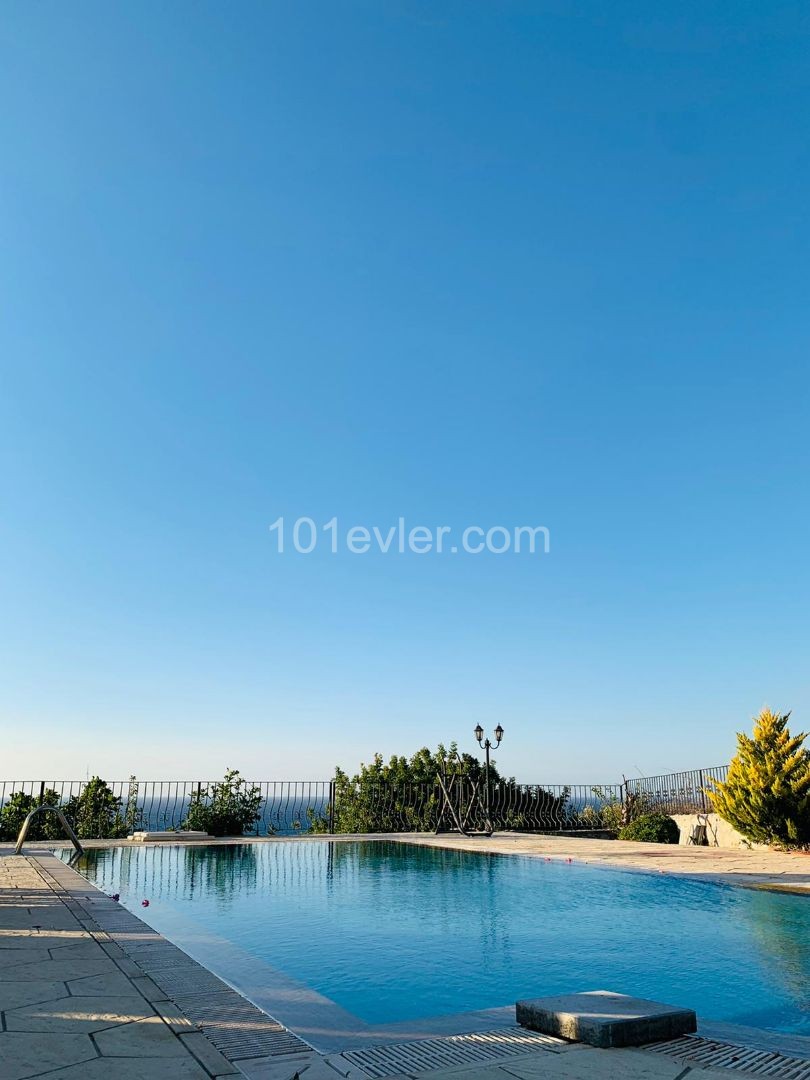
top-left (184, 769), bottom-right (264, 837)
top-left (708, 708), bottom-right (810, 848)
top-left (0, 790), bottom-right (63, 842)
top-left (619, 812), bottom-right (680, 844)
top-left (63, 777), bottom-right (128, 839)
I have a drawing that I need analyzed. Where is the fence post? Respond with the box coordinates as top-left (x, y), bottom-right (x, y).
top-left (698, 769), bottom-right (707, 812)
top-left (38, 781), bottom-right (45, 808)
top-left (328, 781), bottom-right (336, 835)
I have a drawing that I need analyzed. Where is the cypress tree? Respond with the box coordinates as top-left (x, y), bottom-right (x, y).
top-left (709, 708), bottom-right (810, 848)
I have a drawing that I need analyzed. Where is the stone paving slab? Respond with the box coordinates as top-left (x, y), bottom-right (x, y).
top-left (39, 1058), bottom-right (212, 1079)
top-left (95, 1014), bottom-right (195, 1056)
top-left (0, 946), bottom-right (52, 967)
top-left (0, 979), bottom-right (70, 1012)
top-left (0, 954), bottom-right (121, 983)
top-left (0, 1030), bottom-right (98, 1080)
top-left (69, 968), bottom-right (143, 995)
top-left (5, 993), bottom-right (156, 1032)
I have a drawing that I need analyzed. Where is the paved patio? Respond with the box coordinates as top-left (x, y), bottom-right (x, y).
top-left (0, 854), bottom-right (240, 1079)
top-left (394, 832), bottom-right (810, 892)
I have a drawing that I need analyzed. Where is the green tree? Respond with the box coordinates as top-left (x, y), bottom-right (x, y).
top-left (310, 744), bottom-right (497, 833)
top-left (0, 789), bottom-right (63, 842)
top-left (708, 708), bottom-right (810, 849)
top-left (310, 744), bottom-right (568, 833)
top-left (64, 777), bottom-right (128, 839)
top-left (184, 769), bottom-right (264, 837)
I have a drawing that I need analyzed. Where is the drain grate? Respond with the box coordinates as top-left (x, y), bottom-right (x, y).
top-left (650, 1036), bottom-right (810, 1078)
top-left (146, 964), bottom-right (245, 997)
top-left (167, 988), bottom-right (309, 1059)
top-left (343, 1027), bottom-right (565, 1078)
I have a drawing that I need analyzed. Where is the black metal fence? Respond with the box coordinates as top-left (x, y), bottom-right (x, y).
top-left (323, 781), bottom-right (624, 834)
top-left (624, 766), bottom-right (729, 815)
top-left (0, 768), bottom-right (728, 838)
top-left (0, 780), bottom-right (331, 838)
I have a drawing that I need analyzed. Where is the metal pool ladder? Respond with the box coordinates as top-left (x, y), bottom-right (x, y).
top-left (15, 805), bottom-right (84, 857)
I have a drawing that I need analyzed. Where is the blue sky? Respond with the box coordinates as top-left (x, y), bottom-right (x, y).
top-left (2, 2), bottom-right (808, 782)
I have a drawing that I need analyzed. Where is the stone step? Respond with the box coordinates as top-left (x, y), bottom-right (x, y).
top-left (516, 990), bottom-right (697, 1048)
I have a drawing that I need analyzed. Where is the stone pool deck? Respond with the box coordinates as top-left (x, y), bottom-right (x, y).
top-left (2, 840), bottom-right (809, 1079)
top-left (394, 832), bottom-right (810, 893)
top-left (0, 853), bottom-right (242, 1079)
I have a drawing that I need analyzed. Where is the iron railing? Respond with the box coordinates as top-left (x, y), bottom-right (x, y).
top-left (624, 766), bottom-right (729, 815)
top-left (0, 780), bottom-right (331, 838)
top-left (0, 769), bottom-right (728, 838)
top-left (0, 778), bottom-right (622, 837)
top-left (320, 781), bottom-right (625, 833)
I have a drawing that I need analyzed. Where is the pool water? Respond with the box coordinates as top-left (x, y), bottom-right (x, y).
top-left (66, 841), bottom-right (810, 1033)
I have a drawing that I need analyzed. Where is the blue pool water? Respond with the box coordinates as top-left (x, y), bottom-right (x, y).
top-left (66, 841), bottom-right (810, 1033)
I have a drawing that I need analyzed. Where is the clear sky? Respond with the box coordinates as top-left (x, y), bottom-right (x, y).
top-left (2, 2), bottom-right (808, 784)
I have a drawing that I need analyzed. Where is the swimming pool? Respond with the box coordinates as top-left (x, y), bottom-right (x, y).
top-left (65, 840), bottom-right (810, 1036)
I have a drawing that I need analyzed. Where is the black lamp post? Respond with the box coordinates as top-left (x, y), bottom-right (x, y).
top-left (474, 724), bottom-right (504, 833)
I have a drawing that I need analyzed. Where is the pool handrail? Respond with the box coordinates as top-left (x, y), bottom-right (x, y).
top-left (14, 805), bottom-right (84, 857)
